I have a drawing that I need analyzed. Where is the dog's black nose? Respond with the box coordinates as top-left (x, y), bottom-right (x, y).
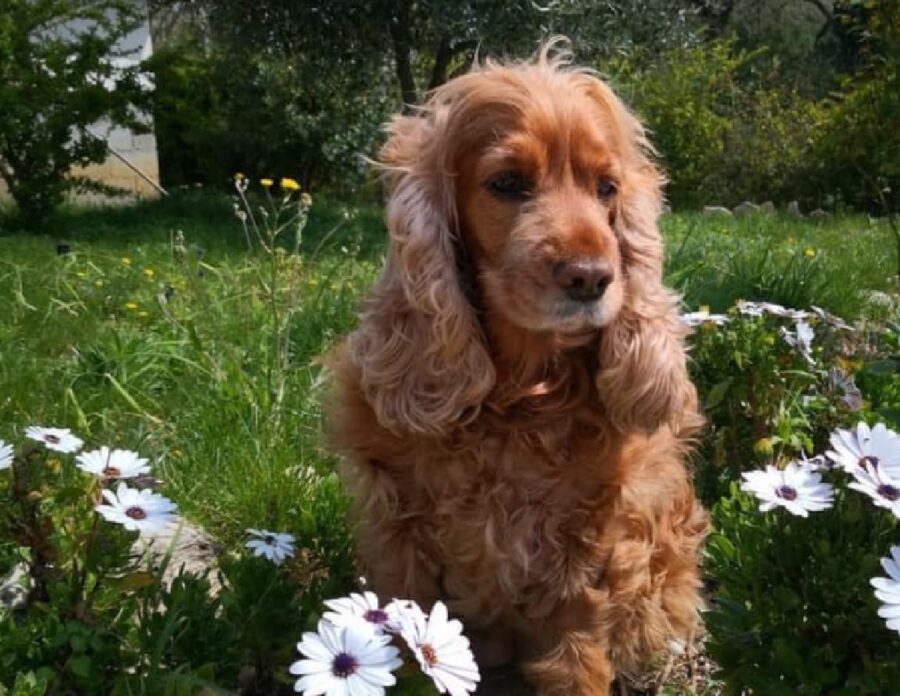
top-left (554, 258), bottom-right (614, 302)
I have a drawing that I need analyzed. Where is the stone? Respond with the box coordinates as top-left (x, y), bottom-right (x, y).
top-left (759, 201), bottom-right (776, 214)
top-left (809, 209), bottom-right (831, 221)
top-left (132, 516), bottom-right (222, 592)
top-left (702, 205), bottom-right (733, 217)
top-left (733, 201), bottom-right (760, 217)
top-left (787, 200), bottom-right (802, 217)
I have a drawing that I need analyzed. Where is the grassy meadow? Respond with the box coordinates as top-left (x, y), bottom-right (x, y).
top-left (0, 192), bottom-right (897, 694)
top-left (1, 192), bottom-right (894, 551)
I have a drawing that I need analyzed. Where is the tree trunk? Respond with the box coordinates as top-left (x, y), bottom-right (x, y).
top-left (388, 6), bottom-right (418, 110)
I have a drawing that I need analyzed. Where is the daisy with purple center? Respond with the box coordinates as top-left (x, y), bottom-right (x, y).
top-left (323, 591), bottom-right (407, 637)
top-left (94, 482), bottom-right (177, 534)
top-left (740, 461), bottom-right (834, 516)
top-left (827, 422), bottom-right (900, 478)
top-left (289, 619), bottom-right (402, 696)
top-left (76, 446), bottom-right (150, 479)
top-left (245, 528), bottom-right (295, 565)
top-left (24, 426), bottom-right (83, 454)
top-left (871, 545), bottom-right (900, 635)
top-left (398, 600), bottom-right (480, 696)
top-left (847, 464), bottom-right (900, 518)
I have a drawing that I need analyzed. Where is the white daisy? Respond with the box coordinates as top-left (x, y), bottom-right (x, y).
top-left (740, 461), bottom-right (834, 517)
top-left (826, 367), bottom-right (863, 411)
top-left (76, 446), bottom-right (151, 479)
top-left (847, 464), bottom-right (900, 518)
top-left (94, 482), bottom-right (177, 534)
top-left (871, 545), bottom-right (900, 635)
top-left (289, 619), bottom-right (402, 696)
top-left (245, 528), bottom-right (296, 565)
top-left (24, 426), bottom-right (83, 454)
top-left (736, 300), bottom-right (766, 317)
top-left (680, 311), bottom-right (730, 328)
top-left (0, 440), bottom-right (13, 471)
top-left (827, 422), bottom-right (900, 477)
top-left (323, 591), bottom-right (409, 636)
top-left (399, 600), bottom-right (480, 696)
top-left (780, 320), bottom-right (815, 365)
top-left (810, 305), bottom-right (852, 331)
top-left (761, 302), bottom-right (809, 320)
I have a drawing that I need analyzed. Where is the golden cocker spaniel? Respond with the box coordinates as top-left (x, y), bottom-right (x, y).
top-left (328, 43), bottom-right (707, 695)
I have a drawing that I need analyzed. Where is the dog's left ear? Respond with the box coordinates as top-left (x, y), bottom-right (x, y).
top-left (585, 82), bottom-right (701, 435)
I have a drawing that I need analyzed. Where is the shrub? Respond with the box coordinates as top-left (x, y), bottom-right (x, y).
top-left (0, 0), bottom-right (150, 228)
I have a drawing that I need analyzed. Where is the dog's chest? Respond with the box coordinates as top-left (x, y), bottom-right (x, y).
top-left (414, 425), bottom-right (619, 618)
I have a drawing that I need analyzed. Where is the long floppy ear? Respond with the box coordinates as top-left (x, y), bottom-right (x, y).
top-left (592, 91), bottom-right (702, 436)
top-left (346, 114), bottom-right (495, 436)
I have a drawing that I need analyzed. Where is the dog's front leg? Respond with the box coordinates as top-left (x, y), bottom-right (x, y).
top-left (522, 590), bottom-right (614, 696)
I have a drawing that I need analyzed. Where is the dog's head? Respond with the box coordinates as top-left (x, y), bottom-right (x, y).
top-left (349, 43), bottom-right (697, 437)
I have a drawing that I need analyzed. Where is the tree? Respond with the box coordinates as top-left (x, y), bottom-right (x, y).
top-left (0, 0), bottom-right (150, 228)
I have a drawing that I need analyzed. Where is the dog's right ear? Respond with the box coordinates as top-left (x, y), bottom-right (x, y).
top-left (346, 113), bottom-right (495, 437)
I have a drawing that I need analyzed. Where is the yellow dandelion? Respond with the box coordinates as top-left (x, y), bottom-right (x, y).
top-left (138, 311), bottom-right (149, 318)
top-left (804, 247), bottom-right (815, 258)
top-left (121, 257), bottom-right (132, 266)
top-left (94, 279), bottom-right (104, 288)
top-left (281, 177), bottom-right (300, 191)
top-left (260, 178), bottom-right (274, 188)
top-left (124, 302), bottom-right (139, 311)
top-left (143, 268), bottom-right (155, 279)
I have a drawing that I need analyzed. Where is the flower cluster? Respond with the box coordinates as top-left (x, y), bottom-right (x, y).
top-left (290, 592), bottom-right (480, 696)
top-left (741, 421), bottom-right (900, 635)
top-left (8, 426), bottom-right (178, 535)
top-left (680, 299), bottom-right (852, 366)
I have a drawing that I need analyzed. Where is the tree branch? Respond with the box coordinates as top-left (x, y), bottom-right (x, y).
top-left (427, 37), bottom-right (477, 92)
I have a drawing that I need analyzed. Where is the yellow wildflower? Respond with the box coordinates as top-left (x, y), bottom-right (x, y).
top-left (171, 448), bottom-right (183, 458)
top-left (143, 268), bottom-right (155, 279)
top-left (138, 311), bottom-right (149, 318)
top-left (753, 438), bottom-right (774, 456)
top-left (260, 178), bottom-right (274, 188)
top-left (94, 279), bottom-right (104, 288)
top-left (804, 247), bottom-right (815, 258)
top-left (124, 302), bottom-right (138, 311)
top-left (281, 177), bottom-right (300, 191)
top-left (121, 257), bottom-right (132, 266)
top-left (76, 271), bottom-right (86, 279)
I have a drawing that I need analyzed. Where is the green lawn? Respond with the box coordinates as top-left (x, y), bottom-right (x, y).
top-left (0, 193), bottom-right (895, 694)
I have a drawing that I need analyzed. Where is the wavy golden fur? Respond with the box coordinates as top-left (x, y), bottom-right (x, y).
top-left (328, 42), bottom-right (707, 695)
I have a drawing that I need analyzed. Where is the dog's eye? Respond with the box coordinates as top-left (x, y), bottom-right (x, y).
top-left (596, 179), bottom-right (617, 199)
top-left (487, 171), bottom-right (532, 200)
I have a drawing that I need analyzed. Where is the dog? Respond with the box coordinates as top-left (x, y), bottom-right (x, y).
top-left (327, 42), bottom-right (707, 695)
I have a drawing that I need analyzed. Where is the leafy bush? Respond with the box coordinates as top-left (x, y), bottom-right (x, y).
top-left (707, 479), bottom-right (900, 695)
top-left (0, 0), bottom-right (150, 227)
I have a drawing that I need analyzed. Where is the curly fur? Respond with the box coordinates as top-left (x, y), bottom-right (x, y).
top-left (328, 42), bottom-right (706, 695)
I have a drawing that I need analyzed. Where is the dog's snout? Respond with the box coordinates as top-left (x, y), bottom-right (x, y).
top-left (554, 258), bottom-right (614, 302)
